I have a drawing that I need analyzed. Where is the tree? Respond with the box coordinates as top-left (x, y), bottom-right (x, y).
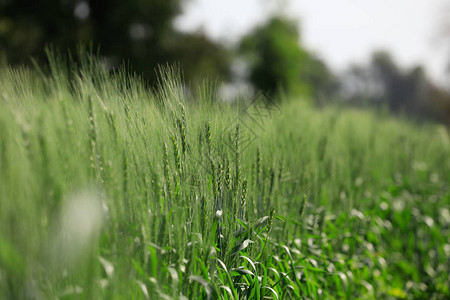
top-left (239, 16), bottom-right (333, 97)
top-left (169, 31), bottom-right (231, 84)
top-left (0, 0), bottom-right (230, 84)
top-left (339, 50), bottom-right (450, 123)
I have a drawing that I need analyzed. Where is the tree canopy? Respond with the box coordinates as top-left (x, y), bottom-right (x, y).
top-left (0, 0), bottom-right (230, 83)
top-left (239, 16), bottom-right (334, 97)
top-left (340, 51), bottom-right (450, 122)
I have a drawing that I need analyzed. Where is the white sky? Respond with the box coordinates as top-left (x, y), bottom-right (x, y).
top-left (175, 0), bottom-right (450, 86)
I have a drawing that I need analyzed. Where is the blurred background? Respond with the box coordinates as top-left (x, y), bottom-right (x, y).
top-left (1, 0), bottom-right (450, 123)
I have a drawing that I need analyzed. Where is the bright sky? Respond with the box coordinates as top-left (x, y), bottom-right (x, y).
top-left (175, 0), bottom-right (449, 85)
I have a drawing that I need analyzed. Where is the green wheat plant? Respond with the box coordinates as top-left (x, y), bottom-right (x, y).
top-left (0, 51), bottom-right (448, 299)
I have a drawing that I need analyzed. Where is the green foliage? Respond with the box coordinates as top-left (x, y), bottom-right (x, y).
top-left (239, 16), bottom-right (333, 97)
top-left (0, 54), bottom-right (449, 299)
top-left (0, 0), bottom-right (230, 84)
top-left (170, 32), bottom-right (232, 83)
top-left (340, 50), bottom-right (450, 123)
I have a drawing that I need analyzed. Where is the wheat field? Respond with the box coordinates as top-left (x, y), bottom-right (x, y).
top-left (0, 53), bottom-right (449, 299)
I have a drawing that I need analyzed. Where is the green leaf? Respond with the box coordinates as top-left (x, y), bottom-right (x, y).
top-left (189, 275), bottom-right (218, 300)
top-left (231, 239), bottom-right (254, 255)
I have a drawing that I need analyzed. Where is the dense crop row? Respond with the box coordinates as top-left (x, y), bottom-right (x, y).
top-left (0, 54), bottom-right (449, 299)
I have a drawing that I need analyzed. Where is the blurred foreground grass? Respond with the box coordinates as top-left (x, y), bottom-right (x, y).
top-left (0, 53), bottom-right (449, 299)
